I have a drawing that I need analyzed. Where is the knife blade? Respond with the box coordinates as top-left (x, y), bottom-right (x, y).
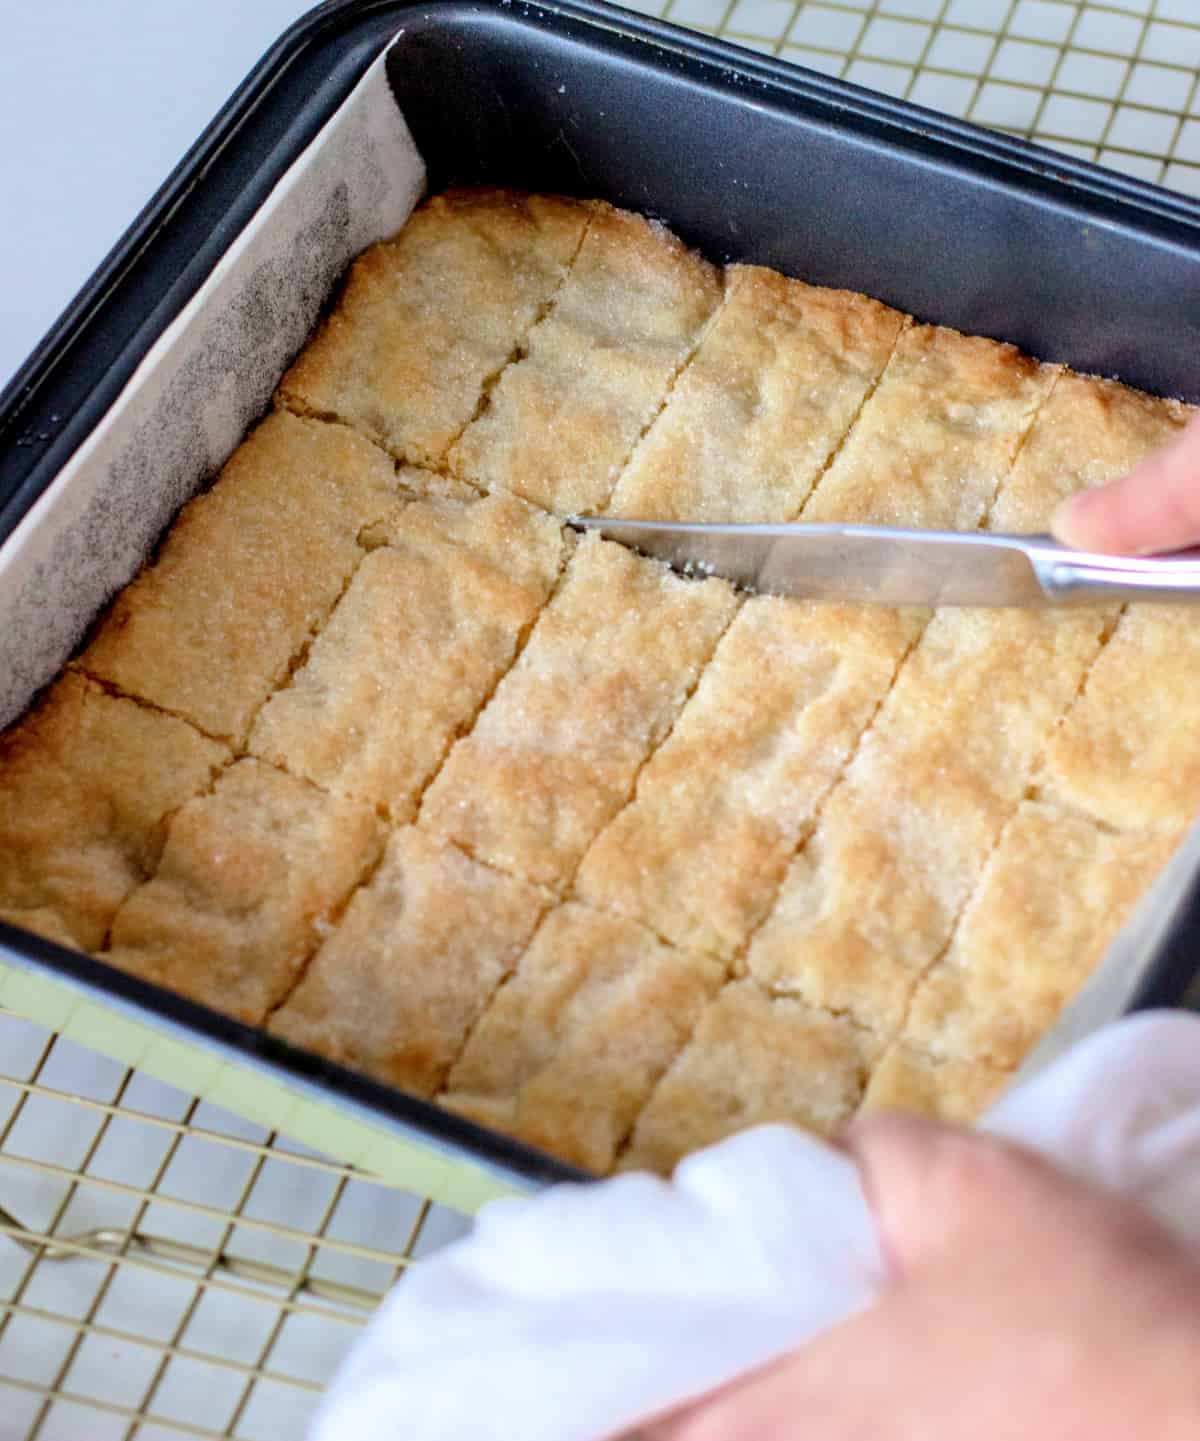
top-left (568, 519), bottom-right (1200, 607)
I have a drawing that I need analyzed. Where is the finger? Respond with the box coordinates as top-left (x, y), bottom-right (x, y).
top-left (844, 1111), bottom-right (969, 1273)
top-left (639, 1415), bottom-right (690, 1440)
top-left (638, 1341), bottom-right (874, 1441)
top-left (1052, 413), bottom-right (1200, 555)
top-left (843, 1112), bottom-right (1081, 1274)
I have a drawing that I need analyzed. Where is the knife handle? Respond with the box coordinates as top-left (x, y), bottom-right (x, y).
top-left (1031, 542), bottom-right (1200, 605)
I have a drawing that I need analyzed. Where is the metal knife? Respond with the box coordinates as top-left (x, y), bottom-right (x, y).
top-left (569, 519), bottom-right (1200, 607)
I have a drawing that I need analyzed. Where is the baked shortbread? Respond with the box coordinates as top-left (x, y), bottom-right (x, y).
top-left (270, 826), bottom-right (547, 1097)
top-left (279, 189), bottom-right (590, 467)
top-left (861, 1045), bottom-right (1011, 1123)
top-left (249, 489), bottom-right (566, 820)
top-left (105, 758), bottom-right (382, 1025)
top-left (448, 204), bottom-right (723, 514)
top-left (746, 368), bottom-right (1188, 1039)
top-left (608, 264), bottom-right (907, 522)
top-left (2, 189), bottom-right (1197, 1178)
top-left (420, 532), bottom-right (738, 889)
top-left (575, 596), bottom-right (919, 961)
top-left (80, 412), bottom-right (400, 745)
top-left (623, 981), bottom-right (880, 1175)
top-left (0, 672), bottom-right (228, 950)
top-left (444, 903), bottom-right (724, 1173)
top-left (894, 802), bottom-right (1182, 1071)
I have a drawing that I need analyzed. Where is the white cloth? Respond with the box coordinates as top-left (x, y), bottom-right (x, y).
top-left (311, 1012), bottom-right (1200, 1441)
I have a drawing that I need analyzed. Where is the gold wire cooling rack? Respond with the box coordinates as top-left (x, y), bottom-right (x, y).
top-left (625, 0), bottom-right (1200, 196)
top-left (0, 1009), bottom-right (472, 1440)
top-left (4, 3), bottom-right (1200, 1436)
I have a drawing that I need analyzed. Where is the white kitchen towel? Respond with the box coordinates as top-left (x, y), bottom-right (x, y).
top-left (310, 1011), bottom-right (1200, 1441)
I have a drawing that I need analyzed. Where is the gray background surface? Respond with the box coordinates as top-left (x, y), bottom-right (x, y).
top-left (0, 0), bottom-right (316, 390)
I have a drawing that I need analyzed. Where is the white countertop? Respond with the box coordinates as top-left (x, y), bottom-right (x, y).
top-left (0, 0), bottom-right (316, 391)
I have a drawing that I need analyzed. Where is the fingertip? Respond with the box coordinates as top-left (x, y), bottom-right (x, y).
top-left (843, 1110), bottom-right (956, 1274)
top-left (1050, 478), bottom-right (1158, 556)
top-left (1049, 490), bottom-right (1098, 550)
top-left (1054, 421), bottom-right (1200, 556)
top-left (1050, 485), bottom-right (1135, 553)
top-left (841, 1106), bottom-right (942, 1154)
top-left (846, 1114), bottom-right (1071, 1271)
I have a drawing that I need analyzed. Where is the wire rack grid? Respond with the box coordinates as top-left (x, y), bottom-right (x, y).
top-left (4, 4), bottom-right (1200, 1438)
top-left (0, 1011), bottom-right (470, 1440)
top-left (619, 0), bottom-right (1200, 197)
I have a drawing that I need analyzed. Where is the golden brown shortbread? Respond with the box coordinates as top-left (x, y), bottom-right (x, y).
top-left (992, 370), bottom-right (1191, 529)
top-left (608, 264), bottom-right (907, 521)
top-left (898, 802), bottom-right (1182, 1070)
top-left (443, 903), bottom-right (723, 1172)
top-left (1039, 605), bottom-right (1200, 832)
top-left (420, 533), bottom-right (737, 889)
top-left (0, 672), bottom-right (228, 950)
top-left (623, 981), bottom-right (880, 1174)
top-left (270, 827), bottom-right (547, 1097)
top-left (80, 412), bottom-right (399, 745)
top-left (448, 204), bottom-right (722, 514)
top-left (278, 189), bottom-right (590, 467)
top-left (745, 605), bottom-right (1105, 1032)
top-left (249, 491), bottom-right (565, 819)
top-left (575, 596), bottom-right (919, 961)
top-left (860, 1045), bottom-right (1011, 1123)
top-left (803, 323), bottom-right (1054, 526)
top-left (105, 759), bottom-right (381, 1025)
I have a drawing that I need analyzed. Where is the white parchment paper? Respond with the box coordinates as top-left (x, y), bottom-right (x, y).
top-left (0, 38), bottom-right (422, 729)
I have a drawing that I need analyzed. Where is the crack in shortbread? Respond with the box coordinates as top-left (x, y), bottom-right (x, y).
top-left (617, 975), bottom-right (879, 1175)
top-left (68, 666), bottom-right (231, 750)
top-left (96, 746), bottom-right (239, 955)
top-left (402, 533), bottom-right (575, 827)
top-left (437, 208), bottom-right (598, 463)
top-left (276, 191), bottom-right (593, 470)
top-left (100, 759), bottom-right (384, 1027)
top-left (790, 320), bottom-right (913, 521)
top-left (247, 490), bottom-right (568, 824)
top-left (447, 204), bottom-right (725, 516)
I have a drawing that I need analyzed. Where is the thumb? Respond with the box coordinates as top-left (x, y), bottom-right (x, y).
top-left (1051, 412), bottom-right (1200, 555)
top-left (845, 1111), bottom-right (1115, 1278)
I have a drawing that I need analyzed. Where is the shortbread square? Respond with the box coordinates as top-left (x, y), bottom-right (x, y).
top-left (608, 264), bottom-right (906, 521)
top-left (270, 827), bottom-right (547, 1097)
top-left (278, 189), bottom-right (590, 467)
top-left (106, 759), bottom-right (381, 1024)
top-left (624, 982), bottom-right (879, 1175)
top-left (0, 673), bottom-right (228, 950)
top-left (249, 491), bottom-right (565, 819)
top-left (448, 204), bottom-right (722, 514)
top-left (444, 903), bottom-right (722, 1172)
top-left (81, 412), bottom-right (399, 744)
top-left (420, 533), bottom-right (737, 888)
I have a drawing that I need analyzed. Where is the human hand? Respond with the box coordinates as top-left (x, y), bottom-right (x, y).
top-left (1052, 411), bottom-right (1200, 555)
top-left (642, 1113), bottom-right (1200, 1441)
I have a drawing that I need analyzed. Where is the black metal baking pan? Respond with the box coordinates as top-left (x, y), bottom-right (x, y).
top-left (2, 0), bottom-right (1199, 1196)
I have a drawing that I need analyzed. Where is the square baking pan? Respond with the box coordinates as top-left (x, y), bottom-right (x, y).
top-left (3, 0), bottom-right (1200, 1214)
